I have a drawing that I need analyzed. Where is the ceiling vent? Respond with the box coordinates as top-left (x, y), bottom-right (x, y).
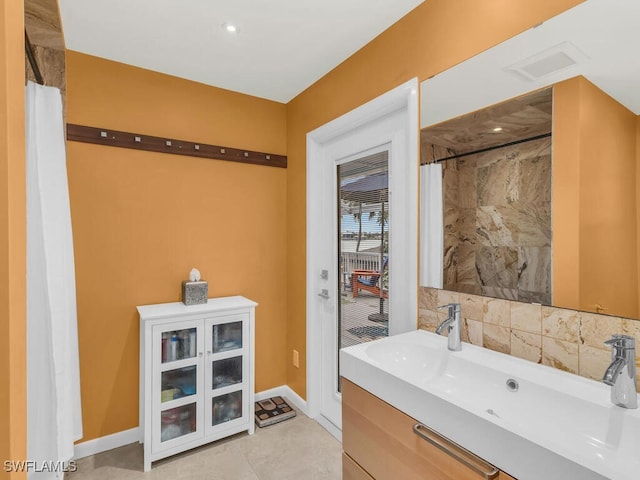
top-left (506, 41), bottom-right (589, 81)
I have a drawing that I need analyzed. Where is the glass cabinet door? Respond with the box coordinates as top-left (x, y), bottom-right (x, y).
top-left (152, 321), bottom-right (203, 451)
top-left (160, 403), bottom-right (197, 442)
top-left (161, 365), bottom-right (197, 402)
top-left (212, 321), bottom-right (242, 353)
top-left (212, 356), bottom-right (242, 389)
top-left (211, 391), bottom-right (243, 426)
top-left (205, 314), bottom-right (249, 433)
top-left (161, 327), bottom-right (198, 363)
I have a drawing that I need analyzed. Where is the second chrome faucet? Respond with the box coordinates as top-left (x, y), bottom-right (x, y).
top-left (603, 334), bottom-right (637, 409)
top-left (436, 303), bottom-right (462, 351)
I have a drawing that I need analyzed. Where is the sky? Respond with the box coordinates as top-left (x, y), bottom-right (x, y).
top-left (340, 213), bottom-right (385, 234)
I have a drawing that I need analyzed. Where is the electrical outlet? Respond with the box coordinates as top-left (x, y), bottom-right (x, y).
top-left (292, 349), bottom-right (300, 368)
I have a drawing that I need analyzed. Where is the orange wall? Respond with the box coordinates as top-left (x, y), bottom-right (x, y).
top-left (0, 0), bottom-right (26, 477)
top-left (554, 76), bottom-right (638, 318)
top-left (285, 0), bottom-right (585, 398)
top-left (638, 117), bottom-right (640, 315)
top-left (66, 52), bottom-right (288, 441)
top-left (552, 80), bottom-right (582, 310)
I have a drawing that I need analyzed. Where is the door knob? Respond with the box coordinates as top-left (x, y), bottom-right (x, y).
top-left (317, 289), bottom-right (330, 299)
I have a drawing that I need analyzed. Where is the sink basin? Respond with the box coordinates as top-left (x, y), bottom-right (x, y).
top-left (340, 329), bottom-right (640, 480)
top-left (364, 334), bottom-right (445, 384)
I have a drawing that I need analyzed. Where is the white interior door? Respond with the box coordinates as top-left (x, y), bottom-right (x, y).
top-left (306, 79), bottom-right (419, 436)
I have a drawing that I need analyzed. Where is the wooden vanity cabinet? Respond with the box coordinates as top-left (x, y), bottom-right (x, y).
top-left (343, 452), bottom-right (375, 480)
top-left (342, 379), bottom-right (516, 480)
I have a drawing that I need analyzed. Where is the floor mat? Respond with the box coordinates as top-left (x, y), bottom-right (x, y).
top-left (346, 325), bottom-right (388, 339)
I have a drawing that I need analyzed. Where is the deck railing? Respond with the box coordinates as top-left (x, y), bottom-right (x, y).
top-left (341, 251), bottom-right (383, 274)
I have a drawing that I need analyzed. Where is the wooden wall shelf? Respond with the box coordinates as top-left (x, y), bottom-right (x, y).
top-left (66, 123), bottom-right (287, 169)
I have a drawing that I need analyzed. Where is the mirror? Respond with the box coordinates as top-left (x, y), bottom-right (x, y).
top-left (419, 0), bottom-right (640, 319)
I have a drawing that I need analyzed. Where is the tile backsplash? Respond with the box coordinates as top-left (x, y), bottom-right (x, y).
top-left (419, 287), bottom-right (640, 392)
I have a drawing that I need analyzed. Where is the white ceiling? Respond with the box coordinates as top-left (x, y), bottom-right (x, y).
top-left (421, 0), bottom-right (640, 127)
top-left (58, 0), bottom-right (424, 103)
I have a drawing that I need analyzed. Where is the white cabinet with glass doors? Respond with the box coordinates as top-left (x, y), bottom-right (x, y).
top-left (138, 296), bottom-right (257, 471)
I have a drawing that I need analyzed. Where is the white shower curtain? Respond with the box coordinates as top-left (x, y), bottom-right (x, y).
top-left (419, 163), bottom-right (444, 288)
top-left (26, 81), bottom-right (83, 478)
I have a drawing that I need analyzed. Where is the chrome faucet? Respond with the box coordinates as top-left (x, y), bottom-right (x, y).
top-left (602, 335), bottom-right (637, 409)
top-left (436, 303), bottom-right (462, 351)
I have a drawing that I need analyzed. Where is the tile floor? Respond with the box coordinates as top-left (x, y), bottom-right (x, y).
top-left (68, 415), bottom-right (342, 479)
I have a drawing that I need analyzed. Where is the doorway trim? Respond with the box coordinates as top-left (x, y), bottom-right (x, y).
top-left (306, 78), bottom-right (419, 435)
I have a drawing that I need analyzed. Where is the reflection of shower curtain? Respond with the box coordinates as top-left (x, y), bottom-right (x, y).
top-left (419, 163), bottom-right (443, 288)
top-left (26, 82), bottom-right (83, 477)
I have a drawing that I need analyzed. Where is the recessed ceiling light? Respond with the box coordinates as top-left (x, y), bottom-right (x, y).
top-left (492, 127), bottom-right (503, 132)
top-left (222, 22), bottom-right (238, 33)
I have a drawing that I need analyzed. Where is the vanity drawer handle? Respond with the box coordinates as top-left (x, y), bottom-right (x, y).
top-left (413, 423), bottom-right (499, 479)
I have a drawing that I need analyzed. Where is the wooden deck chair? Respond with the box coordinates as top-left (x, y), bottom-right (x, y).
top-left (352, 257), bottom-right (388, 299)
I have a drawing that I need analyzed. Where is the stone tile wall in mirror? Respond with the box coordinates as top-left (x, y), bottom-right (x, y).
top-left (422, 88), bottom-right (553, 305)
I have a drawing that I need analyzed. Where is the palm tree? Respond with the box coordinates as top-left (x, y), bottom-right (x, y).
top-left (352, 204), bottom-right (376, 252)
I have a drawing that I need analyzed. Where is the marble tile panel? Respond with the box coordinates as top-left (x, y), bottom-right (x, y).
top-left (455, 244), bottom-right (478, 285)
top-left (510, 329), bottom-right (542, 364)
top-left (514, 136), bottom-right (552, 161)
top-left (622, 317), bottom-right (640, 339)
top-left (477, 157), bottom-right (519, 207)
top-left (460, 292), bottom-right (484, 321)
top-left (622, 318), bottom-right (640, 392)
top-left (437, 289), bottom-right (460, 308)
top-left (456, 157), bottom-right (476, 169)
top-left (462, 318), bottom-right (483, 346)
top-left (418, 308), bottom-right (440, 330)
top-left (474, 143), bottom-right (518, 169)
top-left (457, 162), bottom-right (477, 209)
top-left (420, 323), bottom-right (437, 334)
top-left (457, 208), bottom-right (477, 244)
top-left (454, 282), bottom-right (482, 296)
top-left (542, 307), bottom-right (581, 343)
top-left (580, 313), bottom-right (623, 348)
top-left (442, 165), bottom-right (459, 207)
top-left (542, 337), bottom-right (579, 374)
top-left (483, 324), bottom-right (510, 354)
top-left (510, 303), bottom-right (542, 334)
top-left (443, 244), bottom-right (458, 286)
top-left (481, 286), bottom-right (518, 302)
top-left (517, 290), bottom-right (550, 306)
top-left (443, 206), bottom-right (459, 236)
top-left (476, 246), bottom-right (518, 289)
top-left (418, 286), bottom-right (438, 310)
top-left (517, 246), bottom-right (551, 295)
top-left (578, 345), bottom-right (611, 382)
top-left (482, 297), bottom-right (511, 327)
top-left (518, 149), bottom-right (551, 214)
top-left (517, 208), bottom-right (551, 246)
top-left (476, 206), bottom-right (518, 248)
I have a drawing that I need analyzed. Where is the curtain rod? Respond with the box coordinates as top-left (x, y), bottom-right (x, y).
top-left (422, 132), bottom-right (552, 165)
top-left (25, 30), bottom-right (44, 85)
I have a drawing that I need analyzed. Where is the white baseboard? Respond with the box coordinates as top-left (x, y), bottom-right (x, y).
top-left (73, 427), bottom-right (140, 460)
top-left (74, 385), bottom-right (309, 459)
